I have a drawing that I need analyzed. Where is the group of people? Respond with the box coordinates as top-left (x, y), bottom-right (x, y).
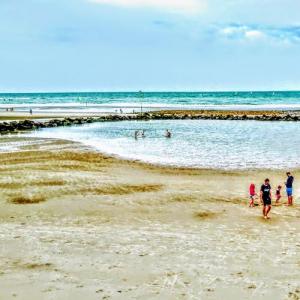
top-left (4, 107), bottom-right (33, 114)
top-left (134, 130), bottom-right (146, 139)
top-left (134, 129), bottom-right (172, 139)
top-left (249, 172), bottom-right (294, 219)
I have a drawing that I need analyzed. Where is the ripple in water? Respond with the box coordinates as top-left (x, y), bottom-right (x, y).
top-left (25, 120), bottom-right (300, 170)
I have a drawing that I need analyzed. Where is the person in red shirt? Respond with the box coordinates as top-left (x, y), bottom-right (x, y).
top-left (249, 183), bottom-right (256, 207)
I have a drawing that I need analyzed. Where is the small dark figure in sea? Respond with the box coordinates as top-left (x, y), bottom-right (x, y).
top-left (29, 108), bottom-right (33, 115)
top-left (165, 129), bottom-right (171, 138)
top-left (120, 109), bottom-right (123, 114)
top-left (141, 130), bottom-right (145, 138)
top-left (134, 130), bottom-right (139, 139)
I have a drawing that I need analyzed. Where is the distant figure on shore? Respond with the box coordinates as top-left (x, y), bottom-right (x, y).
top-left (29, 108), bottom-right (33, 115)
top-left (260, 178), bottom-right (272, 219)
top-left (275, 185), bottom-right (282, 203)
top-left (249, 183), bottom-right (256, 207)
top-left (165, 129), bottom-right (171, 138)
top-left (120, 109), bottom-right (123, 114)
top-left (285, 172), bottom-right (294, 206)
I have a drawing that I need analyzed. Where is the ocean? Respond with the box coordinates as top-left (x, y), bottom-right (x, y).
top-left (2, 91), bottom-right (300, 169)
top-left (1, 91), bottom-right (300, 113)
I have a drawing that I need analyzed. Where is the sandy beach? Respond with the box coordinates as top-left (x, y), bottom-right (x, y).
top-left (0, 111), bottom-right (114, 121)
top-left (0, 135), bottom-right (299, 300)
top-left (2, 0), bottom-right (300, 297)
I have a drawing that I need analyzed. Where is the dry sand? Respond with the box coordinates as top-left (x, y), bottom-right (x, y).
top-left (0, 137), bottom-right (299, 300)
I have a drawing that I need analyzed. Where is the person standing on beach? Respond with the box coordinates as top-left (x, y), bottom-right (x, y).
top-left (260, 178), bottom-right (272, 219)
top-left (285, 172), bottom-right (294, 206)
top-left (249, 183), bottom-right (256, 207)
top-left (275, 185), bottom-right (282, 204)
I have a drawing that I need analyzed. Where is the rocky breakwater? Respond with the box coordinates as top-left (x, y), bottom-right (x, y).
top-left (1, 110), bottom-right (300, 135)
top-left (0, 115), bottom-right (138, 135)
top-left (148, 110), bottom-right (300, 121)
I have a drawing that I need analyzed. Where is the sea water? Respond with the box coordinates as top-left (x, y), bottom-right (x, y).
top-left (24, 119), bottom-right (300, 170)
top-left (1, 91), bottom-right (300, 113)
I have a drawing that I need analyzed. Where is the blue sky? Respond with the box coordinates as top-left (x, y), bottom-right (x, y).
top-left (0, 0), bottom-right (300, 92)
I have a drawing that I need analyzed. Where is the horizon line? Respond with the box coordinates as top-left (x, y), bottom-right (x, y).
top-left (0, 89), bottom-right (300, 94)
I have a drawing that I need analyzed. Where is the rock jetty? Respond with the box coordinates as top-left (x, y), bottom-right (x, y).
top-left (1, 110), bottom-right (300, 135)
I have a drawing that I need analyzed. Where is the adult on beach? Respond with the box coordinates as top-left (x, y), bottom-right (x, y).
top-left (285, 172), bottom-right (294, 206)
top-left (260, 178), bottom-right (272, 219)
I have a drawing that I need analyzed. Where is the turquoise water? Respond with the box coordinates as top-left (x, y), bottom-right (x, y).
top-left (3, 91), bottom-right (300, 169)
top-left (25, 119), bottom-right (300, 169)
top-left (1, 91), bottom-right (300, 112)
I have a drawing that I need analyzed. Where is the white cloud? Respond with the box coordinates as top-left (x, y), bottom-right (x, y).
top-left (219, 25), bottom-right (266, 41)
top-left (89, 0), bottom-right (206, 14)
top-left (245, 30), bottom-right (264, 39)
top-left (220, 26), bottom-right (246, 36)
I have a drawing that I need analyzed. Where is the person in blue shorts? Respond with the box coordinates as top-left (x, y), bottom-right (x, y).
top-left (285, 172), bottom-right (294, 206)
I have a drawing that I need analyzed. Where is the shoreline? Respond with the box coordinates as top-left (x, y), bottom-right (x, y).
top-left (72, 145), bottom-right (300, 173)
top-left (3, 135), bottom-right (300, 173)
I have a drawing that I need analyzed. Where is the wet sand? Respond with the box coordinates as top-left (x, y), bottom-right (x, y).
top-left (0, 112), bottom-right (113, 121)
top-left (1, 109), bottom-right (300, 122)
top-left (0, 137), bottom-right (299, 300)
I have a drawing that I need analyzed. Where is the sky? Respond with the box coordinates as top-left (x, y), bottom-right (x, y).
top-left (0, 0), bottom-right (300, 92)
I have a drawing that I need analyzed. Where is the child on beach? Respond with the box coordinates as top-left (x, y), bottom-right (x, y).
top-left (275, 185), bottom-right (282, 203)
top-left (249, 183), bottom-right (257, 207)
